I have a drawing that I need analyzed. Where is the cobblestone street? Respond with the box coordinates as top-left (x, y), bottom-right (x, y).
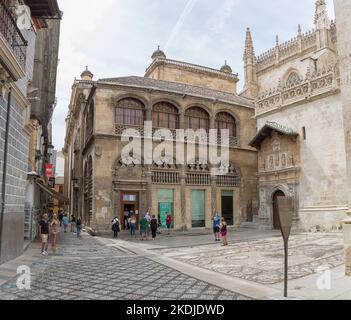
top-left (0, 231), bottom-right (250, 301)
top-left (0, 229), bottom-right (349, 300)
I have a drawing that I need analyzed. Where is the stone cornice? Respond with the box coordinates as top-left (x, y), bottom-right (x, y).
top-left (145, 58), bottom-right (239, 83)
top-left (257, 166), bottom-right (300, 177)
top-left (255, 65), bottom-right (339, 118)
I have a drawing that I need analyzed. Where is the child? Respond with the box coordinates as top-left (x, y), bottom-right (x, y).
top-left (220, 217), bottom-right (228, 246)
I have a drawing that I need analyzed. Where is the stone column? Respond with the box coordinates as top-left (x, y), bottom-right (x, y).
top-left (335, 0), bottom-right (351, 275)
top-left (210, 114), bottom-right (215, 130)
top-left (145, 166), bottom-right (152, 211)
top-left (210, 174), bottom-right (217, 215)
top-left (180, 165), bottom-right (187, 231)
top-left (113, 184), bottom-right (120, 219)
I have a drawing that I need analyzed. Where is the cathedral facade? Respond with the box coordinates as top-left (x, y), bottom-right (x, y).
top-left (246, 0), bottom-right (346, 232)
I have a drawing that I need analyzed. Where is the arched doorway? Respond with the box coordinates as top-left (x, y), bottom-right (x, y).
top-left (272, 190), bottom-right (285, 230)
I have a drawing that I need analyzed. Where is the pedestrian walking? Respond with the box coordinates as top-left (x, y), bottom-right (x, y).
top-left (150, 215), bottom-right (158, 240)
top-left (112, 217), bottom-right (120, 239)
top-left (62, 214), bottom-right (69, 233)
top-left (76, 217), bottom-right (82, 238)
top-left (139, 215), bottom-right (148, 241)
top-left (220, 217), bottom-right (228, 246)
top-left (71, 215), bottom-right (76, 233)
top-left (50, 213), bottom-right (60, 254)
top-left (166, 213), bottom-right (172, 234)
top-left (39, 213), bottom-right (50, 256)
top-left (129, 215), bottom-right (136, 236)
top-left (213, 211), bottom-right (221, 242)
top-left (59, 211), bottom-right (64, 227)
top-left (145, 210), bottom-right (151, 238)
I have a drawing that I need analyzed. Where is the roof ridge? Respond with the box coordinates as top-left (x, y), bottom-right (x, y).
top-left (99, 75), bottom-right (247, 99)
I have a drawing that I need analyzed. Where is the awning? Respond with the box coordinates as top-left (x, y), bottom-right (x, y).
top-left (35, 180), bottom-right (69, 203)
top-left (249, 121), bottom-right (299, 150)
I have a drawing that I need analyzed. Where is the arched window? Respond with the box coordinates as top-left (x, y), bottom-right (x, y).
top-left (152, 102), bottom-right (179, 129)
top-left (115, 98), bottom-right (145, 126)
top-left (286, 72), bottom-right (301, 86)
top-left (185, 107), bottom-right (210, 132)
top-left (215, 112), bottom-right (237, 137)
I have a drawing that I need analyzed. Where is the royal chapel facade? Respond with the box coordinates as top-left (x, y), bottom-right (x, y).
top-left (63, 0), bottom-right (350, 234)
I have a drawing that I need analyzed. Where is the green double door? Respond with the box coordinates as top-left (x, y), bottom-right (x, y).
top-left (191, 190), bottom-right (205, 228)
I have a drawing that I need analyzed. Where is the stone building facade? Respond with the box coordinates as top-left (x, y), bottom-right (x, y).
top-left (63, 56), bottom-right (259, 234)
top-left (64, 0), bottom-right (351, 235)
top-left (0, 0), bottom-right (61, 264)
top-left (246, 0), bottom-right (347, 232)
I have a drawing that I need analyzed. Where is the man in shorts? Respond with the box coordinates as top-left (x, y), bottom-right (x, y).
top-left (213, 211), bottom-right (221, 242)
top-left (39, 213), bottom-right (50, 255)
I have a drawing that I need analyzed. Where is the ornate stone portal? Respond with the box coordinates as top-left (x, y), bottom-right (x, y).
top-left (250, 123), bottom-right (300, 230)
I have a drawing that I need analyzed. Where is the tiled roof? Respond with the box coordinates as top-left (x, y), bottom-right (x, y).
top-left (249, 122), bottom-right (299, 149)
top-left (98, 76), bottom-right (254, 108)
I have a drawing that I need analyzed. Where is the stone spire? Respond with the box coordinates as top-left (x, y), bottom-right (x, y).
top-left (243, 27), bottom-right (258, 99)
top-left (243, 27), bottom-right (255, 60)
top-left (314, 0), bottom-right (331, 49)
top-left (315, 0), bottom-right (331, 30)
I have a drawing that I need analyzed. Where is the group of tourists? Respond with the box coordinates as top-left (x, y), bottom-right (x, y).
top-left (111, 210), bottom-right (173, 241)
top-left (39, 211), bottom-right (82, 256)
top-left (111, 210), bottom-right (229, 246)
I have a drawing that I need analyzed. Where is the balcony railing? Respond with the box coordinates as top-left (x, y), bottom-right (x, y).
top-left (0, 0), bottom-right (27, 70)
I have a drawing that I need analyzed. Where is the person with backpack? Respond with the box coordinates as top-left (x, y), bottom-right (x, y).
top-left (112, 217), bottom-right (120, 239)
top-left (76, 217), bottom-right (82, 238)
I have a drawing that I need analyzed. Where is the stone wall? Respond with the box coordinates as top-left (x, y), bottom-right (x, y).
top-left (147, 63), bottom-right (237, 95)
top-left (0, 94), bottom-right (30, 263)
top-left (257, 93), bottom-right (347, 231)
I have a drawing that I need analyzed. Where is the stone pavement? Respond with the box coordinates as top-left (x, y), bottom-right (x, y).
top-left (0, 228), bottom-right (350, 300)
top-left (0, 230), bottom-right (250, 300)
top-left (155, 233), bottom-right (344, 285)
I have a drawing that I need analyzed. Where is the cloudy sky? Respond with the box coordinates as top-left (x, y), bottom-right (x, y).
top-left (53, 0), bottom-right (334, 150)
